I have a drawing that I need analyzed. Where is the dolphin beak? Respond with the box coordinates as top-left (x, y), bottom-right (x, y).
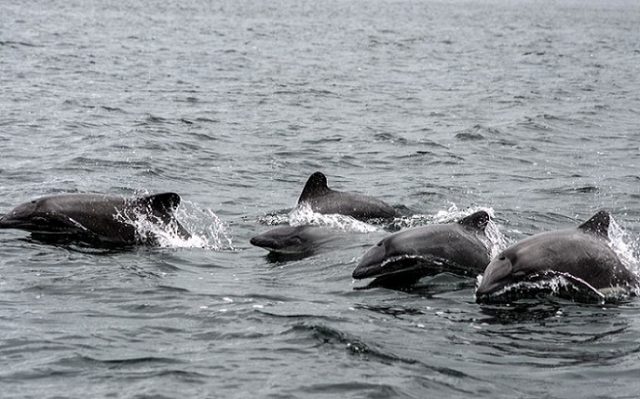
top-left (249, 235), bottom-right (277, 251)
top-left (0, 213), bottom-right (19, 228)
top-left (475, 255), bottom-right (514, 299)
top-left (352, 244), bottom-right (386, 279)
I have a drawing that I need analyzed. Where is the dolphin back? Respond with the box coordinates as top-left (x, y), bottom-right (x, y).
top-left (296, 172), bottom-right (397, 220)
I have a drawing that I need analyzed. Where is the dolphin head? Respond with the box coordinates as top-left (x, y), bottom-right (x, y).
top-left (475, 253), bottom-right (517, 299)
top-left (0, 197), bottom-right (87, 235)
top-left (352, 239), bottom-right (389, 279)
top-left (250, 225), bottom-right (316, 254)
top-left (0, 199), bottom-right (51, 231)
top-left (352, 235), bottom-right (422, 279)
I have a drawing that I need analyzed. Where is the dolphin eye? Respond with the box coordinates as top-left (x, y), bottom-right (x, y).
top-left (499, 255), bottom-right (506, 261)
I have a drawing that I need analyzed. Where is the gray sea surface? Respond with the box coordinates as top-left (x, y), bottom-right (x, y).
top-left (2, 0), bottom-right (640, 397)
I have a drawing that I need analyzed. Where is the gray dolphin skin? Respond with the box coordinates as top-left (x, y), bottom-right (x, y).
top-left (0, 193), bottom-right (190, 246)
top-left (352, 211), bottom-right (491, 286)
top-left (250, 225), bottom-right (339, 255)
top-left (297, 172), bottom-right (398, 221)
top-left (475, 211), bottom-right (639, 303)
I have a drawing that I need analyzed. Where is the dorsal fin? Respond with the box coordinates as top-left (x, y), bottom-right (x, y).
top-left (298, 172), bottom-right (331, 203)
top-left (578, 210), bottom-right (610, 237)
top-left (138, 193), bottom-right (181, 213)
top-left (458, 210), bottom-right (490, 231)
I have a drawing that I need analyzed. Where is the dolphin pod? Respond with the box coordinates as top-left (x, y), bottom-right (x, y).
top-left (0, 193), bottom-right (190, 246)
top-left (1, 171), bottom-right (639, 304)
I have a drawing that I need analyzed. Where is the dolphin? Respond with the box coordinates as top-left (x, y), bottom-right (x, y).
top-left (0, 192), bottom-right (190, 246)
top-left (297, 172), bottom-right (398, 221)
top-left (250, 225), bottom-right (341, 258)
top-left (475, 211), bottom-right (639, 303)
top-left (352, 211), bottom-right (491, 287)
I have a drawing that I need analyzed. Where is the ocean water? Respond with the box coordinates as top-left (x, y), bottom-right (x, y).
top-left (2, 0), bottom-right (640, 397)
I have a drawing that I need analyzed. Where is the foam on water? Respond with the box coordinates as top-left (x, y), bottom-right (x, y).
top-left (288, 203), bottom-right (378, 233)
top-left (257, 212), bottom-right (291, 226)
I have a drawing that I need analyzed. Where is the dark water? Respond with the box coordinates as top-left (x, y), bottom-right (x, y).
top-left (2, 0), bottom-right (640, 397)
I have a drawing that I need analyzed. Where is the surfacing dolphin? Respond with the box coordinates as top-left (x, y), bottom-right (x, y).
top-left (475, 211), bottom-right (639, 304)
top-left (250, 225), bottom-right (345, 262)
top-left (297, 172), bottom-right (398, 221)
top-left (0, 193), bottom-right (190, 247)
top-left (352, 211), bottom-right (491, 288)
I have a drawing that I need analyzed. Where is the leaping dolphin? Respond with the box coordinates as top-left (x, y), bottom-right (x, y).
top-left (352, 211), bottom-right (492, 288)
top-left (0, 192), bottom-right (190, 247)
top-left (296, 172), bottom-right (398, 221)
top-left (475, 211), bottom-right (639, 303)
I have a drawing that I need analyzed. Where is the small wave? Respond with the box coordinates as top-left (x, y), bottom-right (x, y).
top-left (288, 322), bottom-right (411, 361)
top-left (287, 322), bottom-right (478, 384)
top-left (0, 40), bottom-right (40, 48)
top-left (94, 356), bottom-right (180, 365)
top-left (455, 132), bottom-right (485, 141)
top-left (538, 185), bottom-right (599, 195)
top-left (140, 114), bottom-right (174, 125)
top-left (99, 105), bottom-right (126, 113)
top-left (352, 304), bottom-right (426, 317)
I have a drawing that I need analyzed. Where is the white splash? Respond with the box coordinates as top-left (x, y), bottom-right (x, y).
top-left (288, 203), bottom-right (378, 233)
top-left (115, 200), bottom-right (234, 250)
top-left (257, 212), bottom-right (291, 226)
top-left (171, 203), bottom-right (234, 250)
top-left (608, 216), bottom-right (639, 274)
